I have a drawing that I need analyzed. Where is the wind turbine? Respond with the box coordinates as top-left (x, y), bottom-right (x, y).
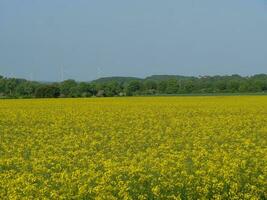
top-left (29, 72), bottom-right (34, 81)
top-left (60, 66), bottom-right (73, 81)
top-left (97, 66), bottom-right (102, 79)
top-left (60, 66), bottom-right (64, 82)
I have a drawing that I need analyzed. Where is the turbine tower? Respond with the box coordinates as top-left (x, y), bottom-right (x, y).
top-left (29, 72), bottom-right (34, 81)
top-left (61, 66), bottom-right (64, 82)
top-left (97, 66), bottom-right (102, 79)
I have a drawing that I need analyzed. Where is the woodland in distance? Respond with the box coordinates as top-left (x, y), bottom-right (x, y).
top-left (0, 74), bottom-right (267, 98)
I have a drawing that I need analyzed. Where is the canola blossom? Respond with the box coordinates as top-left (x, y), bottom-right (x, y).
top-left (0, 96), bottom-right (266, 199)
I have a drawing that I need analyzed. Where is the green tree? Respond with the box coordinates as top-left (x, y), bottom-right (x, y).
top-left (59, 79), bottom-right (77, 97)
top-left (126, 81), bottom-right (143, 96)
top-left (183, 80), bottom-right (195, 93)
top-left (227, 80), bottom-right (240, 92)
top-left (15, 81), bottom-right (37, 97)
top-left (158, 81), bottom-right (167, 93)
top-left (35, 85), bottom-right (60, 98)
top-left (78, 82), bottom-right (93, 97)
top-left (165, 79), bottom-right (179, 94)
top-left (5, 78), bottom-right (19, 96)
top-left (0, 78), bottom-right (5, 94)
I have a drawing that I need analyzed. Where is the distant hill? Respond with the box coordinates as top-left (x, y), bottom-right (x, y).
top-left (91, 75), bottom-right (197, 83)
top-left (91, 76), bottom-right (142, 84)
top-left (145, 75), bottom-right (196, 81)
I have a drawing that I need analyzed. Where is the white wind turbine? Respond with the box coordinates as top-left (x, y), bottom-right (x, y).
top-left (97, 66), bottom-right (102, 79)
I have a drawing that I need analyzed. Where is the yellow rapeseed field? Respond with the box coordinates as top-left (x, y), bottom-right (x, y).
top-left (0, 96), bottom-right (266, 199)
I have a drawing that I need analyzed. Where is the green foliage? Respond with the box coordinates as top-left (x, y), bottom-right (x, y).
top-left (165, 79), bottom-right (179, 94)
top-left (35, 85), bottom-right (60, 98)
top-left (59, 79), bottom-right (77, 97)
top-left (0, 74), bottom-right (267, 98)
top-left (126, 81), bottom-right (143, 96)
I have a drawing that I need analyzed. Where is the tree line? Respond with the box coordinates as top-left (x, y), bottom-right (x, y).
top-left (0, 74), bottom-right (267, 98)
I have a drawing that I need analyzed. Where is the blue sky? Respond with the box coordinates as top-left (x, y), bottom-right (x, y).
top-left (0, 0), bottom-right (267, 81)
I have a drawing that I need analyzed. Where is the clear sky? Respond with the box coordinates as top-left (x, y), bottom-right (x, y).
top-left (0, 0), bottom-right (267, 81)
